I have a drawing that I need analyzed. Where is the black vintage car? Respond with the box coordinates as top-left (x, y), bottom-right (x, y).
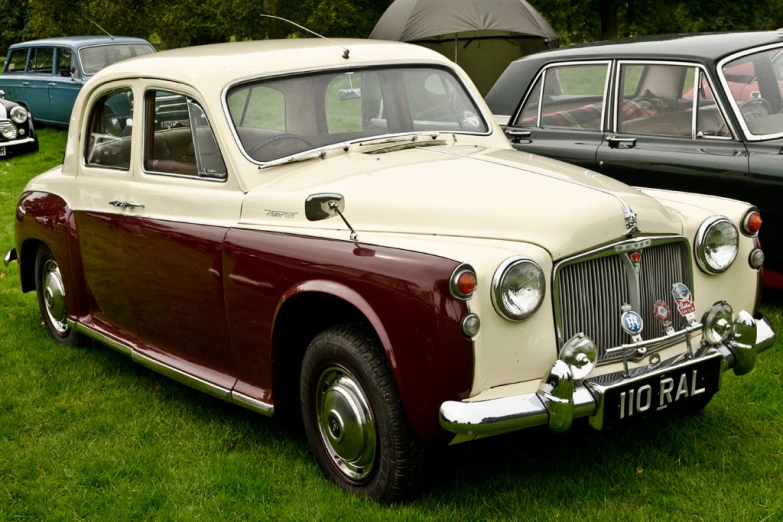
top-left (0, 93), bottom-right (38, 157)
top-left (486, 32), bottom-right (783, 286)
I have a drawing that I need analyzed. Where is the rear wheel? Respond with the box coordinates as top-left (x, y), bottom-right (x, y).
top-left (35, 245), bottom-right (82, 345)
top-left (300, 323), bottom-right (427, 503)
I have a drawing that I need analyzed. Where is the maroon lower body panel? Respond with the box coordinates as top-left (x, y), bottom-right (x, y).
top-left (224, 229), bottom-right (473, 444)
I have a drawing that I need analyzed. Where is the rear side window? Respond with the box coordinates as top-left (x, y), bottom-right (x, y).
top-left (5, 49), bottom-right (28, 73)
top-left (515, 63), bottom-right (609, 130)
top-left (84, 88), bottom-right (134, 170)
top-left (144, 89), bottom-right (227, 180)
top-left (30, 48), bottom-right (54, 74)
top-left (57, 48), bottom-right (74, 77)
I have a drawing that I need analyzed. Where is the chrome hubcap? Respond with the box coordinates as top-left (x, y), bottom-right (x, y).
top-left (315, 366), bottom-right (376, 482)
top-left (42, 259), bottom-right (68, 334)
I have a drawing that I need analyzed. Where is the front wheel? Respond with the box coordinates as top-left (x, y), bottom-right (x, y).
top-left (300, 323), bottom-right (427, 503)
top-left (35, 245), bottom-right (82, 345)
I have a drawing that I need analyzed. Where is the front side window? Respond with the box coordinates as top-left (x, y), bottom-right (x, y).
top-left (696, 74), bottom-right (731, 138)
top-left (617, 64), bottom-right (696, 137)
top-left (57, 48), bottom-right (74, 77)
top-left (722, 47), bottom-right (783, 137)
top-left (85, 88), bottom-right (134, 170)
top-left (226, 66), bottom-right (488, 163)
top-left (30, 48), bottom-right (54, 74)
top-left (5, 49), bottom-right (29, 73)
top-left (145, 90), bottom-right (226, 179)
top-left (79, 44), bottom-right (155, 76)
top-left (515, 63), bottom-right (608, 130)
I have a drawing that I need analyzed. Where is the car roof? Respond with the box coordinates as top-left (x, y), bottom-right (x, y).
top-left (485, 31), bottom-right (783, 116)
top-left (9, 36), bottom-right (151, 49)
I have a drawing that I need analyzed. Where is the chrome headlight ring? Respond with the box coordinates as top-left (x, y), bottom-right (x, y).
top-left (695, 216), bottom-right (739, 275)
top-left (491, 257), bottom-right (546, 322)
top-left (1, 123), bottom-right (17, 140)
top-left (10, 105), bottom-right (27, 124)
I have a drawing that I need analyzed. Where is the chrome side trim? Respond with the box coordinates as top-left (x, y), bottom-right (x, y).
top-left (131, 350), bottom-right (231, 401)
top-left (231, 391), bottom-right (275, 417)
top-left (220, 61), bottom-right (494, 167)
top-left (70, 319), bottom-right (132, 356)
top-left (717, 42), bottom-right (783, 141)
top-left (416, 146), bottom-right (639, 235)
top-left (3, 248), bottom-right (17, 266)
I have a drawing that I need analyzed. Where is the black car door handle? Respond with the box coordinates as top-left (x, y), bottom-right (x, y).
top-left (606, 136), bottom-right (637, 149)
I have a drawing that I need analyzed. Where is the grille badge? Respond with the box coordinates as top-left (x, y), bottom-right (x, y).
top-left (671, 283), bottom-right (697, 325)
top-left (620, 304), bottom-right (644, 343)
top-left (654, 300), bottom-right (675, 335)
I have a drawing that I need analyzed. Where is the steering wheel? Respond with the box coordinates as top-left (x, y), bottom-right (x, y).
top-left (248, 134), bottom-right (313, 156)
top-left (739, 98), bottom-right (772, 118)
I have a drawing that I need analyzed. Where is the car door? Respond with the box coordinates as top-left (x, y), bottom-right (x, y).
top-left (26, 47), bottom-right (55, 122)
top-left (72, 83), bottom-right (138, 336)
top-left (49, 47), bottom-right (83, 124)
top-left (502, 61), bottom-right (610, 169)
top-left (594, 62), bottom-right (749, 202)
top-left (0, 48), bottom-right (30, 106)
top-left (122, 82), bottom-right (241, 390)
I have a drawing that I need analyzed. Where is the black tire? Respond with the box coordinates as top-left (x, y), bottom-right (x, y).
top-left (35, 245), bottom-right (82, 346)
top-left (300, 323), bottom-right (428, 503)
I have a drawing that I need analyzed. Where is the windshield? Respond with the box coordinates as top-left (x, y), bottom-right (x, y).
top-left (721, 47), bottom-right (783, 138)
top-left (226, 66), bottom-right (488, 163)
top-left (78, 44), bottom-right (155, 75)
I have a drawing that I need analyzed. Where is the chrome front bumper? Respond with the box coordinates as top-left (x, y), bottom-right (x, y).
top-left (440, 312), bottom-right (776, 438)
top-left (3, 248), bottom-right (17, 267)
top-left (1, 137), bottom-right (35, 148)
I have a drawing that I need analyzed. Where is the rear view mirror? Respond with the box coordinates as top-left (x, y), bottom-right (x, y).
top-left (338, 88), bottom-right (361, 101)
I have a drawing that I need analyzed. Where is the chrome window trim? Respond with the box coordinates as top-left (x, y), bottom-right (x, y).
top-left (551, 235), bottom-right (693, 361)
top-left (141, 87), bottom-right (228, 183)
top-left (717, 42), bottom-right (783, 141)
top-left (691, 68), bottom-right (700, 139)
top-left (82, 86), bottom-right (134, 172)
top-left (509, 60), bottom-right (612, 131)
top-left (613, 59), bottom-right (738, 141)
top-left (220, 61), bottom-right (494, 167)
top-left (77, 42), bottom-right (156, 77)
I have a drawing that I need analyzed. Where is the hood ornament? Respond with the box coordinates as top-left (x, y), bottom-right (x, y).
top-left (624, 208), bottom-right (639, 236)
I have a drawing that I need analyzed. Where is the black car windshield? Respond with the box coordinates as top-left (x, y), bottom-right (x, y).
top-left (79, 44), bottom-right (155, 75)
top-left (722, 47), bottom-right (783, 138)
top-left (226, 66), bottom-right (488, 163)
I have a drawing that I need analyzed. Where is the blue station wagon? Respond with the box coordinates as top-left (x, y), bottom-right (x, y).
top-left (0, 36), bottom-right (154, 126)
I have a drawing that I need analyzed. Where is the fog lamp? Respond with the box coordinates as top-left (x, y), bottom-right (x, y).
top-left (749, 248), bottom-right (765, 269)
top-left (702, 301), bottom-right (734, 345)
top-left (460, 313), bottom-right (480, 337)
top-left (558, 333), bottom-right (597, 380)
top-left (2, 124), bottom-right (17, 140)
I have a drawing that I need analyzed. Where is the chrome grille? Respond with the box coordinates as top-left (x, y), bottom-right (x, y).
top-left (555, 238), bottom-right (691, 363)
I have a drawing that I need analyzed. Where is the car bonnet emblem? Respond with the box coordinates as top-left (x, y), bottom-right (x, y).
top-left (654, 300), bottom-right (675, 335)
top-left (620, 303), bottom-right (644, 344)
top-left (627, 251), bottom-right (642, 274)
top-left (671, 283), bottom-right (697, 325)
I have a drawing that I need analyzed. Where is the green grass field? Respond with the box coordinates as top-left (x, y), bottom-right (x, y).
top-left (1, 129), bottom-right (782, 520)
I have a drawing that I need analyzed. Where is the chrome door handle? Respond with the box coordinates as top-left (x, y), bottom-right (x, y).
top-left (506, 129), bottom-right (531, 138)
top-left (109, 200), bottom-right (145, 209)
top-left (606, 136), bottom-right (637, 148)
top-left (48, 82), bottom-right (56, 87)
top-left (21, 81), bottom-right (29, 86)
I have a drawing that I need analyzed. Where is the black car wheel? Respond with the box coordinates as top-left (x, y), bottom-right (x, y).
top-left (35, 245), bottom-right (82, 345)
top-left (300, 323), bottom-right (427, 503)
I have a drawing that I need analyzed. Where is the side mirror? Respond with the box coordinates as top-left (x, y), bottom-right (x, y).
top-left (305, 193), bottom-right (345, 221)
top-left (0, 90), bottom-right (5, 99)
top-left (59, 68), bottom-right (72, 77)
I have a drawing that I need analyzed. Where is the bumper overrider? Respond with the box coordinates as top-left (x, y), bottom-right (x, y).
top-left (440, 308), bottom-right (776, 438)
top-left (3, 248), bottom-right (17, 266)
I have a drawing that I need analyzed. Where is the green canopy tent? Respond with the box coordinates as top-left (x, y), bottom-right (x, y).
top-left (369, 0), bottom-right (559, 95)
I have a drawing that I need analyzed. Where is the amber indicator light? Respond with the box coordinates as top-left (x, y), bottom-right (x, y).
top-left (457, 271), bottom-right (477, 296)
top-left (746, 212), bottom-right (762, 234)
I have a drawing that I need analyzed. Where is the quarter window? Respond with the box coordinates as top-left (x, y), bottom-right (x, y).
top-left (56, 48), bottom-right (74, 77)
top-left (30, 48), bottom-right (54, 74)
top-left (84, 88), bottom-right (134, 170)
top-left (617, 64), bottom-right (696, 137)
top-left (144, 90), bottom-right (227, 179)
top-left (696, 74), bottom-right (731, 138)
top-left (515, 63), bottom-right (608, 130)
top-left (5, 49), bottom-right (28, 73)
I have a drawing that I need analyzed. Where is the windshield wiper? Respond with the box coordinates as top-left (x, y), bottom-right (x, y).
top-left (356, 132), bottom-right (440, 147)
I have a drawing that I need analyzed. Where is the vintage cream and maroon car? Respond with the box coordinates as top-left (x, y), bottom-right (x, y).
top-left (3, 39), bottom-right (777, 502)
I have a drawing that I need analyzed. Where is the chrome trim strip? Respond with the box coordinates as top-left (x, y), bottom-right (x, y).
top-left (691, 68), bottom-right (699, 139)
top-left (3, 248), bottom-right (17, 266)
top-left (613, 60), bottom-right (739, 140)
top-left (231, 391), bottom-right (275, 417)
top-left (69, 320), bottom-right (132, 356)
top-left (220, 61), bottom-right (494, 167)
top-left (416, 146), bottom-right (639, 235)
top-left (605, 322), bottom-right (703, 355)
top-left (0, 137), bottom-right (35, 147)
top-left (717, 42), bottom-right (783, 141)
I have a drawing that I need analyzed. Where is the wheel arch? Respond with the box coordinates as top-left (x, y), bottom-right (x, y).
top-left (19, 237), bottom-right (44, 292)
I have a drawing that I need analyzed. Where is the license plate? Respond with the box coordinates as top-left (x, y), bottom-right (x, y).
top-left (0, 147), bottom-right (6, 157)
top-left (599, 354), bottom-right (723, 429)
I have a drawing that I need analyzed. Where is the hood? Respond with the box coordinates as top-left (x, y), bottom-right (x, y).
top-left (240, 144), bottom-right (682, 260)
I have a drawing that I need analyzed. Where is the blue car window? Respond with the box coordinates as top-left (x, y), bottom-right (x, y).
top-left (5, 49), bottom-right (28, 73)
top-left (56, 48), bottom-right (74, 77)
top-left (30, 48), bottom-right (54, 75)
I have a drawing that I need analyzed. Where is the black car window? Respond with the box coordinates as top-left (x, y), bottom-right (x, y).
top-left (5, 48), bottom-right (29, 73)
top-left (85, 88), bottom-right (133, 170)
top-left (696, 74), bottom-right (731, 139)
top-left (617, 64), bottom-right (696, 138)
top-left (30, 48), bottom-right (55, 75)
top-left (56, 48), bottom-right (74, 77)
top-left (517, 64), bottom-right (609, 131)
top-left (144, 89), bottom-right (227, 180)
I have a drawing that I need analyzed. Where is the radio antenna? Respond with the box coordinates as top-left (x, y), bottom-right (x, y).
top-left (82, 15), bottom-right (114, 40)
top-left (260, 14), bottom-right (349, 59)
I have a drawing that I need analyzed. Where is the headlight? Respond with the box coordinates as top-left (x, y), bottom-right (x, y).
top-left (695, 216), bottom-right (738, 274)
top-left (10, 105), bottom-right (27, 124)
top-left (702, 301), bottom-right (734, 345)
top-left (1, 124), bottom-right (17, 140)
top-left (491, 257), bottom-right (545, 321)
